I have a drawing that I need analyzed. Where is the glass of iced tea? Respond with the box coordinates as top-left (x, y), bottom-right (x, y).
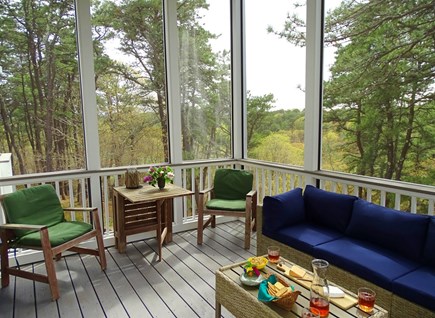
top-left (358, 287), bottom-right (376, 313)
top-left (302, 307), bottom-right (320, 318)
top-left (267, 246), bottom-right (280, 263)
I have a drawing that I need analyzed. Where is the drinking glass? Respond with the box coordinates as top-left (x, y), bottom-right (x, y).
top-left (358, 287), bottom-right (376, 313)
top-left (267, 246), bottom-right (280, 263)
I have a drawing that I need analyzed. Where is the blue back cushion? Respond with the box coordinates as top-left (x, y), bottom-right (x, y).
top-left (423, 217), bottom-right (435, 266)
top-left (263, 188), bottom-right (305, 233)
top-left (346, 200), bottom-right (429, 261)
top-left (304, 185), bottom-right (357, 233)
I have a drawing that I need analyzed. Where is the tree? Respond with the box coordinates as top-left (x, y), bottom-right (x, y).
top-left (93, 0), bottom-right (231, 163)
top-left (0, 0), bottom-right (83, 174)
top-left (247, 92), bottom-right (275, 150)
top-left (93, 0), bottom-right (169, 162)
top-left (272, 0), bottom-right (435, 184)
top-left (178, 4), bottom-right (231, 160)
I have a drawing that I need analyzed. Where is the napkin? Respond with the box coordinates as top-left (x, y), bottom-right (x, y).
top-left (258, 274), bottom-right (279, 302)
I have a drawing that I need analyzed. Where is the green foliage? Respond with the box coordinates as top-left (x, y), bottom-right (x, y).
top-left (250, 131), bottom-right (304, 166)
top-left (322, 0), bottom-right (435, 184)
top-left (272, 0), bottom-right (435, 185)
top-left (0, 0), bottom-right (83, 174)
top-left (247, 91), bottom-right (305, 165)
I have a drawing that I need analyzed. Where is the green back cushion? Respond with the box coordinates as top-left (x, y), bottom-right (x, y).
top-left (2, 184), bottom-right (65, 238)
top-left (213, 169), bottom-right (253, 200)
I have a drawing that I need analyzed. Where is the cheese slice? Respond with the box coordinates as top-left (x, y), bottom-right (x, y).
top-left (289, 265), bottom-right (306, 278)
top-left (274, 282), bottom-right (285, 290)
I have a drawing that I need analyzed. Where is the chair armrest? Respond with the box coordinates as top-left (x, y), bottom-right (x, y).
top-left (246, 190), bottom-right (257, 198)
top-left (198, 187), bottom-right (214, 208)
top-left (199, 187), bottom-right (214, 195)
top-left (0, 223), bottom-right (46, 231)
top-left (63, 207), bottom-right (97, 213)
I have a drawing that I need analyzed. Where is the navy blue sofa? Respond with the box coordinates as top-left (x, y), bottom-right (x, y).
top-left (257, 185), bottom-right (435, 317)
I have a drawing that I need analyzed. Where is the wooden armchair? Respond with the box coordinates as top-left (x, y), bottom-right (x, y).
top-left (0, 184), bottom-right (106, 300)
top-left (197, 169), bottom-right (257, 249)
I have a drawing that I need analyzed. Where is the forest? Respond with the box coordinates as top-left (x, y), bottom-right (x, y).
top-left (0, 0), bottom-right (433, 187)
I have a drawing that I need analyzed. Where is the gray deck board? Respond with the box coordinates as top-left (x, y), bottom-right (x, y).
top-left (13, 264), bottom-right (36, 318)
top-left (33, 262), bottom-right (60, 317)
top-left (0, 221), bottom-right (253, 317)
top-left (55, 258), bottom-right (83, 317)
top-left (81, 253), bottom-right (129, 318)
top-left (106, 246), bottom-right (151, 317)
top-left (64, 255), bottom-right (106, 317)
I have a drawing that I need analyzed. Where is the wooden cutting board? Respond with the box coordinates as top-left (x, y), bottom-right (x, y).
top-left (276, 262), bottom-right (358, 310)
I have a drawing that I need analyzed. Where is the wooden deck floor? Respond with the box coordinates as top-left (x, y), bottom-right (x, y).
top-left (0, 221), bottom-right (256, 318)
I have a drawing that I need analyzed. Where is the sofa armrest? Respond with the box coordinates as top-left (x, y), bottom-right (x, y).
top-left (262, 188), bottom-right (305, 234)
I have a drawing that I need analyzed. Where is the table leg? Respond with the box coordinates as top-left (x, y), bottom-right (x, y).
top-left (116, 194), bottom-right (126, 253)
top-left (165, 198), bottom-right (173, 243)
top-left (215, 298), bottom-right (221, 318)
top-left (112, 193), bottom-right (118, 250)
top-left (156, 199), bottom-right (163, 262)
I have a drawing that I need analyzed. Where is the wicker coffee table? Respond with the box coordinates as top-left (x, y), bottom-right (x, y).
top-left (215, 257), bottom-right (388, 318)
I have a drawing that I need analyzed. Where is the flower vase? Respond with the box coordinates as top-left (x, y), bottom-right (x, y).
top-left (157, 176), bottom-right (166, 189)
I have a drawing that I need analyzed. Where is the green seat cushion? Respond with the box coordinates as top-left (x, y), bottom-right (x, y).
top-left (213, 169), bottom-right (253, 200)
top-left (16, 221), bottom-right (93, 247)
top-left (206, 199), bottom-right (246, 211)
top-left (2, 184), bottom-right (64, 238)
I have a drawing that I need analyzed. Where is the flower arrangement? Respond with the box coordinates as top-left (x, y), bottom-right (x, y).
top-left (143, 166), bottom-right (174, 188)
top-left (244, 256), bottom-right (268, 277)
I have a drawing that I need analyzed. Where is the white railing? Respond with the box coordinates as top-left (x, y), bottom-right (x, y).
top-left (1, 159), bottom-right (434, 265)
top-left (1, 159), bottom-right (434, 237)
top-left (241, 159), bottom-right (434, 216)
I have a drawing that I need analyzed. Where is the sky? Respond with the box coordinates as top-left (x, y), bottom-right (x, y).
top-left (204, 0), bottom-right (341, 111)
top-left (105, 0), bottom-right (341, 111)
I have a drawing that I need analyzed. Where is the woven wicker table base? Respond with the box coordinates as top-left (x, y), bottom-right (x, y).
top-left (215, 257), bottom-right (388, 318)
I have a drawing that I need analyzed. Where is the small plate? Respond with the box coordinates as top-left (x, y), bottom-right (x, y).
top-left (239, 273), bottom-right (265, 286)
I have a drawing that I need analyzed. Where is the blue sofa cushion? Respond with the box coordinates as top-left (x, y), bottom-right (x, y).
top-left (313, 238), bottom-right (420, 290)
top-left (423, 218), bottom-right (435, 266)
top-left (392, 266), bottom-right (435, 311)
top-left (304, 185), bottom-right (357, 233)
top-left (346, 200), bottom-right (429, 261)
top-left (263, 188), bottom-right (305, 233)
top-left (264, 223), bottom-right (343, 255)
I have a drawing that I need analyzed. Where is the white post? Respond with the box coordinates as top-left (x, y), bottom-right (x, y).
top-left (0, 153), bottom-right (14, 224)
top-left (164, 0), bottom-right (184, 225)
top-left (75, 0), bottom-right (103, 219)
top-left (304, 0), bottom-right (323, 186)
top-left (232, 0), bottom-right (245, 161)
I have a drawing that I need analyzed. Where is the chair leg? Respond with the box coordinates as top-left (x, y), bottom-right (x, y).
top-left (40, 228), bottom-right (59, 300)
top-left (252, 197), bottom-right (257, 232)
top-left (0, 231), bottom-right (10, 288)
top-left (211, 215), bottom-right (216, 228)
top-left (197, 194), bottom-right (204, 245)
top-left (244, 212), bottom-right (251, 250)
top-left (92, 209), bottom-right (107, 270)
top-left (244, 197), bottom-right (253, 249)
